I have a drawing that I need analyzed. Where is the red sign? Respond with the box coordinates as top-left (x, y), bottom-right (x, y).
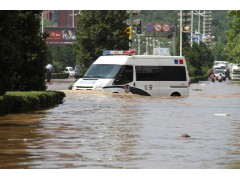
top-left (45, 27), bottom-right (77, 45)
top-left (162, 24), bottom-right (171, 32)
top-left (47, 31), bottom-right (62, 41)
top-left (154, 24), bottom-right (162, 32)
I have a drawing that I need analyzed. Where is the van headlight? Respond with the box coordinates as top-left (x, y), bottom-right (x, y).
top-left (95, 85), bottom-right (103, 90)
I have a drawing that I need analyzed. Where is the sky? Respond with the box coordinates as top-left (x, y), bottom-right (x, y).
top-left (1, 0), bottom-right (240, 10)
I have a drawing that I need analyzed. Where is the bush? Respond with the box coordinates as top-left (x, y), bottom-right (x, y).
top-left (190, 75), bottom-right (209, 83)
top-left (0, 91), bottom-right (66, 115)
top-left (51, 73), bottom-right (70, 79)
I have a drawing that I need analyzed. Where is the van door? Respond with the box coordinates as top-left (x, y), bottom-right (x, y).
top-left (113, 65), bottom-right (134, 85)
top-left (134, 65), bottom-right (160, 96)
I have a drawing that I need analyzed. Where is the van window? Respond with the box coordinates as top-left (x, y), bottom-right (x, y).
top-left (114, 65), bottom-right (133, 85)
top-left (136, 66), bottom-right (187, 81)
top-left (135, 66), bottom-right (159, 81)
top-left (84, 64), bottom-right (121, 78)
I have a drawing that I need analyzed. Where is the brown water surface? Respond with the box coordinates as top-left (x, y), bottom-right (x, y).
top-left (0, 80), bottom-right (240, 168)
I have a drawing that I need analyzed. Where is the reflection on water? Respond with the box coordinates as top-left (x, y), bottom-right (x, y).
top-left (0, 81), bottom-right (240, 168)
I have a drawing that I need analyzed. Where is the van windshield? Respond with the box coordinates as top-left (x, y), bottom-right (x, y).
top-left (83, 64), bottom-right (122, 78)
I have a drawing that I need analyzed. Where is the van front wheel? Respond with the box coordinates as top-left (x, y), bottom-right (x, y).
top-left (170, 92), bottom-right (181, 97)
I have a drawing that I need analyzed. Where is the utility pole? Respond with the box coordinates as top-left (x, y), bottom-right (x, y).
top-left (172, 25), bottom-right (176, 56)
top-left (191, 10), bottom-right (193, 47)
top-left (129, 12), bottom-right (133, 49)
top-left (146, 37), bottom-right (148, 55)
top-left (198, 10), bottom-right (201, 44)
top-left (137, 35), bottom-right (140, 55)
top-left (126, 10), bottom-right (141, 50)
top-left (72, 10), bottom-right (74, 27)
top-left (180, 10), bottom-right (183, 56)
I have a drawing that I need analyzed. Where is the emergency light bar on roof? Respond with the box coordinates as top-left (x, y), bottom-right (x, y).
top-left (103, 50), bottom-right (136, 56)
top-left (174, 59), bottom-right (184, 64)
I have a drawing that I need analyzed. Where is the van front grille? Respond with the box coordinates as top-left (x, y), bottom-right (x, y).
top-left (76, 86), bottom-right (93, 89)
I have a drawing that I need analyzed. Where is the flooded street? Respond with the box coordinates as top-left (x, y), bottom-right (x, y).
top-left (0, 80), bottom-right (240, 168)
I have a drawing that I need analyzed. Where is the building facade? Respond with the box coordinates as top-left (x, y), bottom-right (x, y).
top-left (43, 10), bottom-right (79, 27)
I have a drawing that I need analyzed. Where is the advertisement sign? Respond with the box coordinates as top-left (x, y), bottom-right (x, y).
top-left (45, 27), bottom-right (77, 45)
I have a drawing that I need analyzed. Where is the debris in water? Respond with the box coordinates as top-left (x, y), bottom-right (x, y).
top-left (214, 113), bottom-right (231, 116)
top-left (180, 133), bottom-right (191, 138)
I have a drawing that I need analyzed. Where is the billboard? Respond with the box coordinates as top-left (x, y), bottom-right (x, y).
top-left (45, 27), bottom-right (77, 45)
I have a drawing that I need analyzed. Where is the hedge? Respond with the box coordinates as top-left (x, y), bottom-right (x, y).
top-left (0, 91), bottom-right (66, 115)
top-left (51, 73), bottom-right (69, 79)
top-left (190, 75), bottom-right (209, 83)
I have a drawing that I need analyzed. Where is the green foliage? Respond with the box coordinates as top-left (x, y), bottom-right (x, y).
top-left (0, 91), bottom-right (66, 114)
top-left (51, 73), bottom-right (70, 79)
top-left (211, 11), bottom-right (230, 43)
top-left (0, 11), bottom-right (23, 95)
top-left (47, 45), bottom-right (75, 72)
top-left (184, 42), bottom-right (214, 77)
top-left (74, 10), bottom-right (129, 74)
top-left (0, 11), bottom-right (48, 95)
top-left (224, 11), bottom-right (240, 63)
top-left (212, 42), bottom-right (227, 61)
top-left (13, 11), bottom-right (48, 91)
top-left (139, 10), bottom-right (178, 26)
top-left (190, 75), bottom-right (209, 83)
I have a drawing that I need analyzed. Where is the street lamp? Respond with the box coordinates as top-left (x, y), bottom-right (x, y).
top-left (192, 10), bottom-right (208, 44)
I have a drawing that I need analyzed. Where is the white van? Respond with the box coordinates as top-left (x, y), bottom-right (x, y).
top-left (229, 63), bottom-right (240, 80)
top-left (72, 50), bottom-right (190, 96)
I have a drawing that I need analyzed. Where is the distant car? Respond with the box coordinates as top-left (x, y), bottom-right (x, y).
top-left (63, 66), bottom-right (75, 78)
top-left (213, 69), bottom-right (226, 82)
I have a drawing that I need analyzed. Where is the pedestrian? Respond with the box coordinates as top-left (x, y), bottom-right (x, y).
top-left (46, 63), bottom-right (54, 84)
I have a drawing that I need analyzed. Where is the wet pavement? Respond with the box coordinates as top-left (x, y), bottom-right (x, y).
top-left (46, 78), bottom-right (75, 91)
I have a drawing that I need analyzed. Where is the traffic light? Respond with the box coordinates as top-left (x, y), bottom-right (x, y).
top-left (126, 26), bottom-right (132, 40)
top-left (136, 20), bottom-right (142, 34)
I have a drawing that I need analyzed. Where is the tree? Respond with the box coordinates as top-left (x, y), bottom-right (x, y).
top-left (185, 42), bottom-right (203, 76)
top-left (47, 45), bottom-right (75, 72)
top-left (224, 10), bottom-right (240, 63)
top-left (0, 11), bottom-right (22, 95)
top-left (12, 11), bottom-right (48, 91)
top-left (212, 42), bottom-right (227, 61)
top-left (0, 11), bottom-right (48, 95)
top-left (74, 10), bottom-right (129, 75)
top-left (176, 30), bottom-right (191, 56)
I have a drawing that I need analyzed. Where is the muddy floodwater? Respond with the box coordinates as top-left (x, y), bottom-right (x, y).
top-left (0, 80), bottom-right (240, 169)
